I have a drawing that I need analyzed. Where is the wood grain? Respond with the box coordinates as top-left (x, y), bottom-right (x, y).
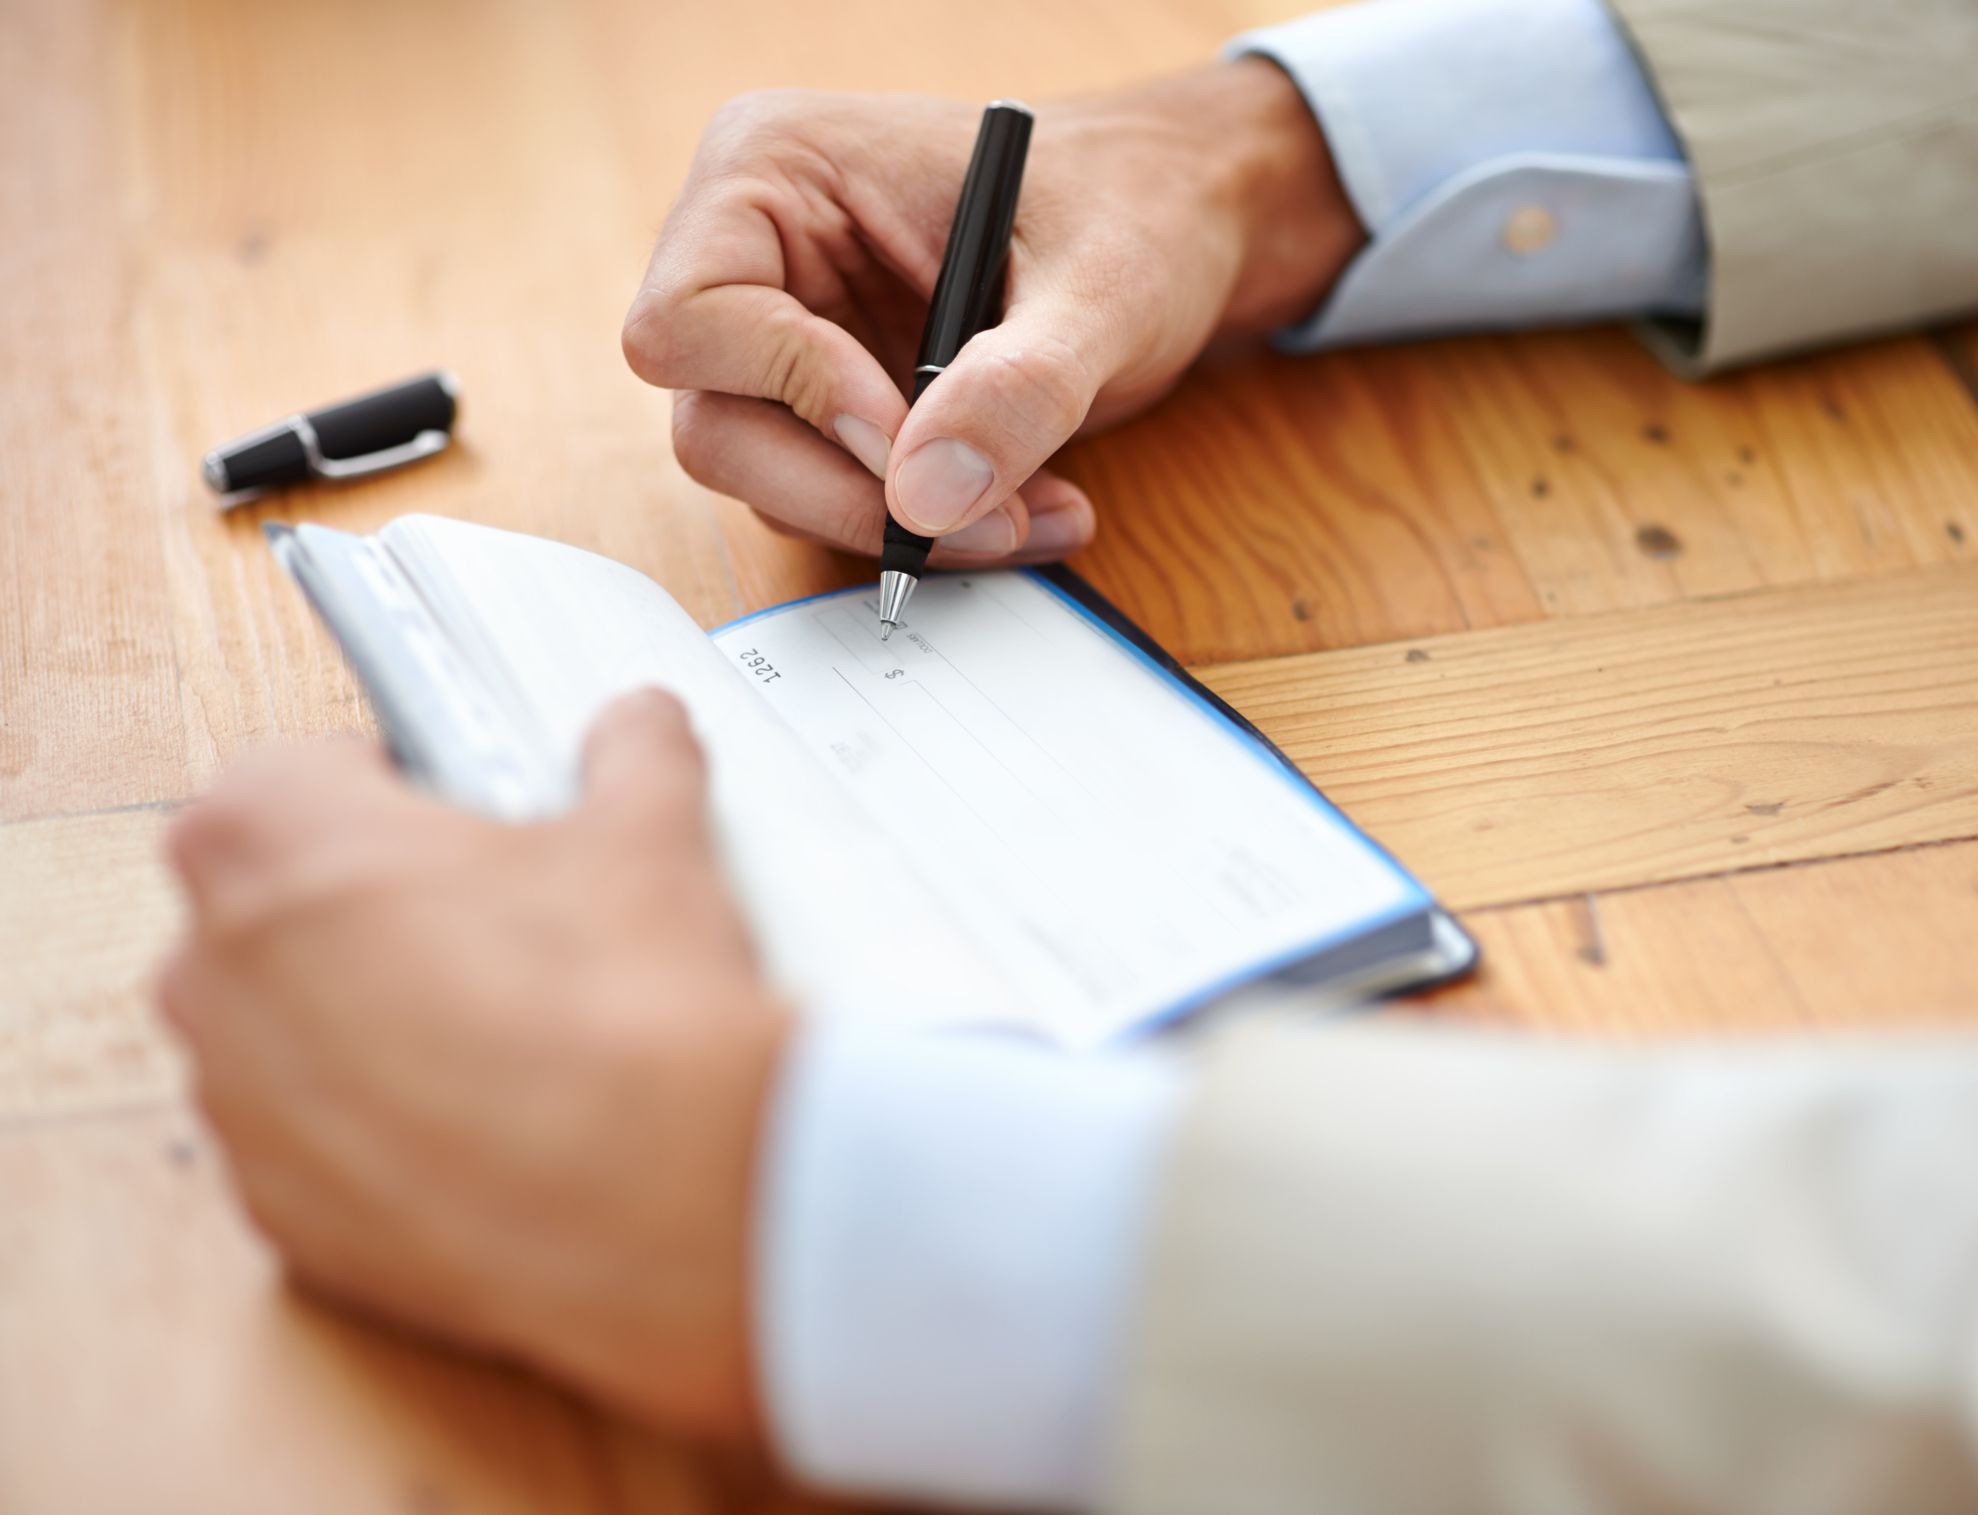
top-left (1420, 838), bottom-right (1978, 1034)
top-left (1, 3), bottom-right (192, 818)
top-left (1429, 330), bottom-right (1978, 606)
top-left (0, 1108), bottom-right (691, 1515)
top-left (6, 0), bottom-right (1978, 1510)
top-left (1201, 564), bottom-right (1978, 908)
top-left (1054, 322), bottom-right (1978, 663)
top-left (0, 808), bottom-right (184, 1121)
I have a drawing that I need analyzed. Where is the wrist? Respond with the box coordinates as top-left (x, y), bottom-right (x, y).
top-left (1205, 56), bottom-right (1365, 333)
top-left (529, 984), bottom-right (794, 1444)
top-left (676, 990), bottom-right (794, 1443)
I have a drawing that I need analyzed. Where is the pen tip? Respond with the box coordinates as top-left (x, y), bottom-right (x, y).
top-left (879, 621), bottom-right (895, 641)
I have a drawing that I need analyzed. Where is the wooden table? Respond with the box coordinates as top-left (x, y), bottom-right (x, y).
top-left (5, 0), bottom-right (1976, 1509)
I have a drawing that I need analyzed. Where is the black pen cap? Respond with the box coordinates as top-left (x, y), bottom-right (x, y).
top-left (203, 370), bottom-right (459, 498)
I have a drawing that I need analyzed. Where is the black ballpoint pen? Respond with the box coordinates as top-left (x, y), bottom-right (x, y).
top-left (877, 99), bottom-right (1034, 639)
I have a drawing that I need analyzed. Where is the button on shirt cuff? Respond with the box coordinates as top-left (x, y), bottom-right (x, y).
top-left (1231, 0), bottom-right (1707, 349)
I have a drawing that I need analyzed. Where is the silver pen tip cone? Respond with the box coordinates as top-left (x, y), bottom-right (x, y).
top-left (877, 569), bottom-right (917, 632)
top-left (879, 622), bottom-right (895, 641)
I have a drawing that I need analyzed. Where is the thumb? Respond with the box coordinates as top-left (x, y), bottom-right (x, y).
top-left (579, 689), bottom-right (709, 838)
top-left (886, 301), bottom-right (1111, 537)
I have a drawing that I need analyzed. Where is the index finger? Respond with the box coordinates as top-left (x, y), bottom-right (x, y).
top-left (165, 740), bottom-right (406, 918)
top-left (621, 152), bottom-right (907, 451)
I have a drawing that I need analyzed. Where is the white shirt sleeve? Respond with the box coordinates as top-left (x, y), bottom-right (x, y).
top-left (1232, 0), bottom-right (1708, 348)
top-left (755, 1023), bottom-right (1187, 1509)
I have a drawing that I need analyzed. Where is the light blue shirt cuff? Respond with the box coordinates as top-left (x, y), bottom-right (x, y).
top-left (1232, 0), bottom-right (1707, 348)
top-left (756, 1024), bottom-right (1187, 1509)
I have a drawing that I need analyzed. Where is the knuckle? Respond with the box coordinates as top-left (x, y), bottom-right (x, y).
top-left (167, 788), bottom-right (253, 883)
top-left (759, 310), bottom-right (831, 424)
top-left (168, 745), bottom-right (393, 926)
top-left (826, 502), bottom-right (883, 556)
top-left (669, 391), bottom-right (720, 482)
top-left (692, 92), bottom-right (817, 191)
top-left (707, 88), bottom-right (806, 143)
top-left (622, 287), bottom-right (686, 387)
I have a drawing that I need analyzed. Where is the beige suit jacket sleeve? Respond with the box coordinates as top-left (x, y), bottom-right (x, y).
top-left (1109, 1020), bottom-right (1978, 1515)
top-left (1600, 0), bottom-right (1978, 373)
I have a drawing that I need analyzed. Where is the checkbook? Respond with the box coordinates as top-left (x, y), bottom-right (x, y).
top-left (271, 515), bottom-right (1476, 1048)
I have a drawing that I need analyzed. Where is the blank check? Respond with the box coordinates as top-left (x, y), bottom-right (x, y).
top-left (274, 516), bottom-right (1473, 1047)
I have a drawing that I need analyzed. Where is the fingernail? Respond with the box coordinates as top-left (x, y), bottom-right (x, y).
top-left (832, 414), bottom-right (892, 478)
top-left (895, 438), bottom-right (994, 532)
top-left (941, 506), bottom-right (1019, 555)
top-left (1024, 500), bottom-right (1091, 556)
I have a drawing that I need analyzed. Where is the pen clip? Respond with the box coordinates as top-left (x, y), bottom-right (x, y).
top-left (292, 414), bottom-right (451, 481)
